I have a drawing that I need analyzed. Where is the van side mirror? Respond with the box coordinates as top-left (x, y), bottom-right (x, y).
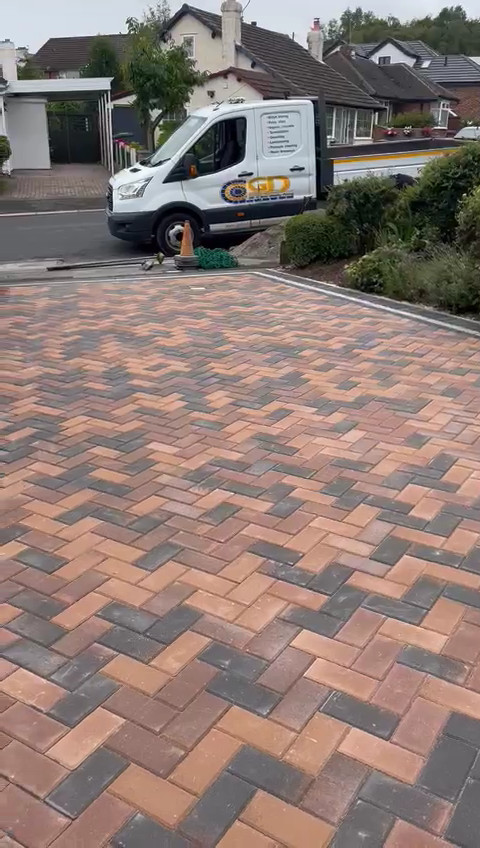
top-left (184, 153), bottom-right (198, 178)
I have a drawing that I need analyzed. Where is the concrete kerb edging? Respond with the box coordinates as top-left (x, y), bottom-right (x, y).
top-left (259, 269), bottom-right (480, 340)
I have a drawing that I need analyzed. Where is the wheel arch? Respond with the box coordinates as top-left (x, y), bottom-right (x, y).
top-left (152, 203), bottom-right (205, 233)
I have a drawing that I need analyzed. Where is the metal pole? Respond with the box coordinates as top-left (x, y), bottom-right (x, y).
top-left (98, 95), bottom-right (105, 167)
top-left (106, 90), bottom-right (114, 176)
top-left (0, 96), bottom-right (11, 175)
top-left (102, 94), bottom-right (108, 170)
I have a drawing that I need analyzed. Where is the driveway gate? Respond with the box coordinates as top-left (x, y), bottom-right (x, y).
top-left (48, 112), bottom-right (100, 164)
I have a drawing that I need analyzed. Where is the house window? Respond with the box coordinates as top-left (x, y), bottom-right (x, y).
top-left (326, 105), bottom-right (335, 139)
top-left (375, 100), bottom-right (392, 124)
top-left (355, 109), bottom-right (373, 138)
top-left (182, 35), bottom-right (195, 59)
top-left (185, 117), bottom-right (246, 175)
top-left (378, 56), bottom-right (391, 65)
top-left (431, 100), bottom-right (450, 128)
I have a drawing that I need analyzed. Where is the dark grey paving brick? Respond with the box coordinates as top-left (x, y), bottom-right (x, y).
top-left (322, 691), bottom-right (398, 740)
top-left (7, 613), bottom-right (65, 647)
top-left (46, 748), bottom-right (127, 817)
top-left (446, 777), bottom-right (480, 848)
top-left (227, 746), bottom-right (309, 802)
top-left (10, 589), bottom-right (67, 620)
top-left (128, 515), bottom-right (166, 535)
top-left (273, 463), bottom-right (316, 479)
top-left (399, 645), bottom-right (467, 683)
top-left (419, 735), bottom-right (477, 801)
top-left (370, 536), bottom-right (410, 566)
top-left (462, 548), bottom-right (480, 575)
top-left (426, 513), bottom-right (461, 537)
top-left (360, 772), bottom-right (449, 833)
top-left (247, 541), bottom-right (301, 566)
top-left (321, 477), bottom-right (354, 497)
top-left (98, 602), bottom-right (157, 633)
top-left (57, 504), bottom-right (95, 525)
top-left (0, 524), bottom-right (28, 544)
top-left (49, 674), bottom-right (118, 726)
top-left (260, 561), bottom-right (312, 588)
top-left (443, 584), bottom-right (480, 609)
top-left (281, 606), bottom-right (342, 637)
top-left (1, 638), bottom-right (65, 676)
top-left (199, 643), bottom-right (267, 681)
top-left (403, 577), bottom-right (445, 609)
top-left (135, 543), bottom-right (184, 572)
top-left (308, 563), bottom-right (353, 595)
top-left (180, 772), bottom-right (256, 847)
top-left (378, 511), bottom-right (427, 531)
top-left (331, 799), bottom-right (394, 848)
top-left (98, 626), bottom-right (161, 662)
top-left (445, 713), bottom-right (480, 748)
top-left (112, 813), bottom-right (193, 847)
top-left (365, 496), bottom-right (411, 514)
top-left (363, 595), bottom-right (424, 624)
top-left (203, 504), bottom-right (239, 525)
top-left (334, 491), bottom-right (367, 510)
top-left (268, 498), bottom-right (303, 519)
top-left (15, 548), bottom-right (67, 574)
top-left (320, 586), bottom-right (367, 621)
top-left (50, 648), bottom-right (111, 691)
top-left (207, 671), bottom-right (280, 717)
top-left (429, 453), bottom-right (456, 473)
top-left (408, 543), bottom-right (462, 567)
top-left (148, 607), bottom-right (201, 645)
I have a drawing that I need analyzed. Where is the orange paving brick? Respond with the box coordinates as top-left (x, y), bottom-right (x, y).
top-left (379, 619), bottom-right (448, 652)
top-left (218, 821), bottom-right (280, 848)
top-left (51, 592), bottom-right (108, 629)
top-left (422, 597), bottom-right (465, 635)
top-left (305, 658), bottom-right (378, 700)
top-left (339, 728), bottom-right (424, 783)
top-left (170, 728), bottom-right (242, 794)
top-left (109, 764), bottom-right (194, 828)
top-left (185, 590), bottom-right (244, 622)
top-left (284, 713), bottom-right (347, 775)
top-left (98, 577), bottom-right (153, 608)
top-left (241, 791), bottom-right (333, 848)
top-left (151, 632), bottom-right (210, 675)
top-left (102, 656), bottom-right (167, 695)
top-left (47, 708), bottom-right (124, 768)
top-left (392, 697), bottom-right (449, 755)
top-left (0, 669), bottom-right (64, 712)
top-left (236, 595), bottom-right (287, 630)
top-left (290, 631), bottom-right (359, 666)
top-left (385, 820), bottom-right (454, 847)
top-left (217, 707), bottom-right (295, 756)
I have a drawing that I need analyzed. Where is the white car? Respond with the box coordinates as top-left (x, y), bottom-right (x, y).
top-left (454, 126), bottom-right (480, 140)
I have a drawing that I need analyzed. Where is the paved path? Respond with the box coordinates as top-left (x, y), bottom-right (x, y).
top-left (2, 273), bottom-right (480, 847)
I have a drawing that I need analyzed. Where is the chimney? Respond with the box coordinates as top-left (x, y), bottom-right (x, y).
top-left (307, 18), bottom-right (324, 63)
top-left (0, 39), bottom-right (17, 81)
top-left (221, 0), bottom-right (242, 68)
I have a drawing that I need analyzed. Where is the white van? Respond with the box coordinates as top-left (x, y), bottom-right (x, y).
top-left (107, 98), bottom-right (463, 254)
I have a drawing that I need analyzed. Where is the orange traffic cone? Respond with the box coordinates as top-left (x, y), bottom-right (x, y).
top-left (174, 220), bottom-right (199, 270)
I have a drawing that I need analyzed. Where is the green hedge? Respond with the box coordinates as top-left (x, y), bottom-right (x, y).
top-left (457, 185), bottom-right (480, 258)
top-left (0, 136), bottom-right (11, 167)
top-left (411, 142), bottom-right (480, 239)
top-left (346, 244), bottom-right (480, 315)
top-left (284, 213), bottom-right (354, 267)
top-left (391, 112), bottom-right (435, 128)
top-left (327, 175), bottom-right (400, 252)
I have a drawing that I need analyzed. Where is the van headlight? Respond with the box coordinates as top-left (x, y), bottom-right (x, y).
top-left (118, 178), bottom-right (152, 199)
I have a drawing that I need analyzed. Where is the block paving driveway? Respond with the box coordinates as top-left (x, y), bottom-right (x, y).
top-left (3, 272), bottom-right (480, 847)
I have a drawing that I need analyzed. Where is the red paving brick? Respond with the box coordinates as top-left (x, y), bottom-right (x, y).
top-left (2, 272), bottom-right (480, 845)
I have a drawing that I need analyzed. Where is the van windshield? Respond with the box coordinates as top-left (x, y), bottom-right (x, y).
top-left (147, 116), bottom-right (207, 166)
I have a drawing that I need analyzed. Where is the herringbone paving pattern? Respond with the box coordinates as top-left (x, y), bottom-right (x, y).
top-left (2, 274), bottom-right (480, 846)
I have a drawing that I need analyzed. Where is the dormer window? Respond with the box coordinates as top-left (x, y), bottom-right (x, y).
top-left (378, 56), bottom-right (391, 65)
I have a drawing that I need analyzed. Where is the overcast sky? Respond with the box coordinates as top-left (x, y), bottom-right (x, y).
top-left (3, 0), bottom-right (479, 52)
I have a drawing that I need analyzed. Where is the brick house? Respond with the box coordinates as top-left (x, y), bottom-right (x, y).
top-left (325, 47), bottom-right (458, 134)
top-left (325, 37), bottom-right (480, 124)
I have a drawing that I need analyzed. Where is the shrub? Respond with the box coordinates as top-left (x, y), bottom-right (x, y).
top-left (284, 212), bottom-right (354, 267)
top-left (0, 136), bottom-right (11, 167)
top-left (391, 112), bottom-right (435, 128)
top-left (411, 142), bottom-right (480, 239)
top-left (327, 175), bottom-right (399, 253)
top-left (457, 185), bottom-right (480, 257)
top-left (345, 246), bottom-right (411, 296)
top-left (345, 244), bottom-right (480, 314)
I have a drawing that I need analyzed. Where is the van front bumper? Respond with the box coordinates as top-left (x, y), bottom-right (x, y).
top-left (107, 210), bottom-right (156, 243)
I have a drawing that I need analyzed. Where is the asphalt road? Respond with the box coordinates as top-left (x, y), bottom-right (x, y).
top-left (0, 210), bottom-right (247, 264)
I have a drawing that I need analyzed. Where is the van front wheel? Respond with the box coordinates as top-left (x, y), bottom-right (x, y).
top-left (156, 213), bottom-right (201, 256)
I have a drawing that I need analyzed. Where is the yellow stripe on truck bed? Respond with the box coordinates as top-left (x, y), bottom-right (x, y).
top-left (333, 147), bottom-right (459, 166)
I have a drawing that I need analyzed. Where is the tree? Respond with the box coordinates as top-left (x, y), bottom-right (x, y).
top-left (125, 3), bottom-right (206, 147)
top-left (17, 56), bottom-right (43, 80)
top-left (326, 5), bottom-right (480, 55)
top-left (81, 36), bottom-right (123, 92)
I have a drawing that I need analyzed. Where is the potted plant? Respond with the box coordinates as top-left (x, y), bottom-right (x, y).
top-left (421, 126), bottom-right (433, 137)
top-left (403, 125), bottom-right (413, 137)
top-left (384, 127), bottom-right (398, 138)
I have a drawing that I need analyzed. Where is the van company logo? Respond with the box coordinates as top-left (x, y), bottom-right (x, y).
top-left (221, 176), bottom-right (293, 205)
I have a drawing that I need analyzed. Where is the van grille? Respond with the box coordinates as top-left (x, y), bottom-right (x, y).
top-left (106, 185), bottom-right (113, 212)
